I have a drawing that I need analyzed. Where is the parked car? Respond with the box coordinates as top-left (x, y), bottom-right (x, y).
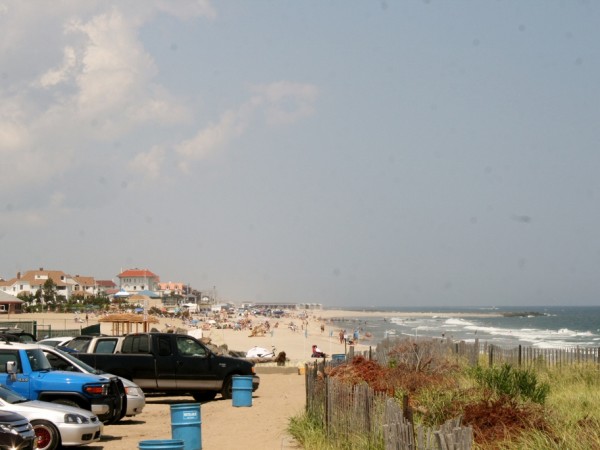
top-left (0, 327), bottom-right (37, 343)
top-left (61, 335), bottom-right (124, 354)
top-left (0, 342), bottom-right (126, 424)
top-left (0, 385), bottom-right (102, 450)
top-left (76, 332), bottom-right (259, 402)
top-left (0, 410), bottom-right (36, 450)
top-left (41, 346), bottom-right (145, 418)
top-left (37, 337), bottom-right (74, 348)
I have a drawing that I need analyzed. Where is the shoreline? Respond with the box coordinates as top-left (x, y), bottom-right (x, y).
top-left (316, 309), bottom-right (504, 319)
top-left (1, 309), bottom-right (502, 365)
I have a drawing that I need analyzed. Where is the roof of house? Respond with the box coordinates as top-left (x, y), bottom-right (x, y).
top-left (0, 291), bottom-right (23, 303)
top-left (117, 269), bottom-right (159, 279)
top-left (17, 269), bottom-right (70, 287)
top-left (72, 275), bottom-right (96, 287)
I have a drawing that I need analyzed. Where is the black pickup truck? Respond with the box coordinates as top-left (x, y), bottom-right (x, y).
top-left (75, 332), bottom-right (259, 402)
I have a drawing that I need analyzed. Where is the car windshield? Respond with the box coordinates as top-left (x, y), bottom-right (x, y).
top-left (0, 385), bottom-right (28, 404)
top-left (45, 347), bottom-right (104, 374)
top-left (25, 349), bottom-right (52, 371)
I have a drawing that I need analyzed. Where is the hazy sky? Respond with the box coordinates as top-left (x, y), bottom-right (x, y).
top-left (1, 1), bottom-right (599, 308)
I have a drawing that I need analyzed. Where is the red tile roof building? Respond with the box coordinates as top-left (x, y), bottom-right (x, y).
top-left (117, 268), bottom-right (160, 294)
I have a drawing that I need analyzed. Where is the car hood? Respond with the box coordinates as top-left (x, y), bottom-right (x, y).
top-left (0, 400), bottom-right (98, 421)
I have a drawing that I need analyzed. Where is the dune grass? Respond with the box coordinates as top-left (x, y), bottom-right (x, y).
top-left (289, 359), bottom-right (600, 450)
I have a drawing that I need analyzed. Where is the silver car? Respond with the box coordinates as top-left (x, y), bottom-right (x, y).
top-left (40, 346), bottom-right (146, 417)
top-left (0, 385), bottom-right (102, 450)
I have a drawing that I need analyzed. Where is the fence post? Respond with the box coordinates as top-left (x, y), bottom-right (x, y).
top-left (304, 363), bottom-right (309, 413)
top-left (324, 370), bottom-right (329, 435)
top-left (489, 345), bottom-right (494, 367)
top-left (402, 394), bottom-right (414, 437)
top-left (518, 345), bottom-right (522, 367)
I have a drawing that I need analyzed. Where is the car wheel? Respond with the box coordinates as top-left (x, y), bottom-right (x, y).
top-left (192, 391), bottom-right (217, 402)
top-left (31, 420), bottom-right (60, 450)
top-left (221, 376), bottom-right (233, 400)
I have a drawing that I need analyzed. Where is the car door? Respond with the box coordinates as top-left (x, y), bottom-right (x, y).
top-left (0, 350), bottom-right (28, 398)
top-left (153, 335), bottom-right (178, 390)
top-left (173, 336), bottom-right (216, 391)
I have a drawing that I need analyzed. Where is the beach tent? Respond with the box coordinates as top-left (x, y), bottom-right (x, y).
top-left (113, 290), bottom-right (130, 298)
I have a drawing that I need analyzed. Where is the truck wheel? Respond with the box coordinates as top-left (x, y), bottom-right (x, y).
top-left (221, 376), bottom-right (233, 400)
top-left (30, 419), bottom-right (60, 450)
top-left (192, 391), bottom-right (217, 402)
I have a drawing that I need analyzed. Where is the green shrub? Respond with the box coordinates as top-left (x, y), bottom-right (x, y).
top-left (470, 363), bottom-right (550, 404)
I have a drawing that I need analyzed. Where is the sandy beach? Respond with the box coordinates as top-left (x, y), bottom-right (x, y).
top-left (9, 309), bottom-right (502, 364)
top-left (1, 309), bottom-right (501, 449)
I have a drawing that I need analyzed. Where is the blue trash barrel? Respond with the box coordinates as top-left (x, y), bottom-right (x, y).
top-left (332, 353), bottom-right (346, 362)
top-left (232, 375), bottom-right (253, 407)
top-left (139, 440), bottom-right (185, 450)
top-left (170, 404), bottom-right (202, 450)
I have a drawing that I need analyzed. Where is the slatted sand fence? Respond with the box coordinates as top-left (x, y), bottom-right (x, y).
top-left (370, 337), bottom-right (600, 371)
top-left (373, 337), bottom-right (459, 370)
top-left (305, 360), bottom-right (473, 450)
top-left (383, 399), bottom-right (472, 450)
top-left (487, 344), bottom-right (600, 369)
top-left (325, 376), bottom-right (386, 448)
top-left (305, 360), bottom-right (385, 447)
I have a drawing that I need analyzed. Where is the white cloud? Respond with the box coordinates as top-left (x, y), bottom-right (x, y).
top-left (0, 2), bottom-right (196, 224)
top-left (130, 145), bottom-right (166, 180)
top-left (0, 1), bottom-right (316, 225)
top-left (176, 107), bottom-right (252, 172)
top-left (175, 81), bottom-right (318, 171)
top-left (38, 46), bottom-right (78, 88)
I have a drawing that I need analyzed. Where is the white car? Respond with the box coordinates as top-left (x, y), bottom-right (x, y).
top-left (40, 346), bottom-right (145, 417)
top-left (0, 385), bottom-right (102, 450)
top-left (37, 337), bottom-right (74, 348)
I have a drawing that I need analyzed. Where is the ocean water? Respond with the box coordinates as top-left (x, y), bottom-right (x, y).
top-left (327, 306), bottom-right (600, 349)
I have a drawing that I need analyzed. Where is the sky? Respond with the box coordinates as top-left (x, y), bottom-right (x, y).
top-left (1, 1), bottom-right (599, 308)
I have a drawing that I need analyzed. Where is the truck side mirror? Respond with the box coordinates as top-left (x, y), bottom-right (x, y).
top-left (6, 361), bottom-right (17, 381)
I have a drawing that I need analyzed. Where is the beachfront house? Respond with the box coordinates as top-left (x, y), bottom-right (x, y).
top-left (0, 268), bottom-right (99, 301)
top-left (117, 268), bottom-right (160, 295)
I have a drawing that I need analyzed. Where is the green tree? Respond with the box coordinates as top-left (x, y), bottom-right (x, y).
top-left (42, 278), bottom-right (57, 308)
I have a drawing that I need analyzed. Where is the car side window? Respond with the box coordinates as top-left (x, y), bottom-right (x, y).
top-left (0, 351), bottom-right (20, 373)
top-left (95, 340), bottom-right (117, 354)
top-left (44, 352), bottom-right (72, 371)
top-left (176, 337), bottom-right (206, 357)
top-left (157, 336), bottom-right (171, 356)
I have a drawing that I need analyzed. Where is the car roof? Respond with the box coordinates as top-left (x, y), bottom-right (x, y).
top-left (0, 342), bottom-right (45, 350)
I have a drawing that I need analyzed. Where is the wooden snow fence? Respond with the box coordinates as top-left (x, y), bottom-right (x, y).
top-left (305, 362), bottom-right (473, 450)
top-left (363, 337), bottom-right (600, 371)
top-left (382, 406), bottom-right (473, 450)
